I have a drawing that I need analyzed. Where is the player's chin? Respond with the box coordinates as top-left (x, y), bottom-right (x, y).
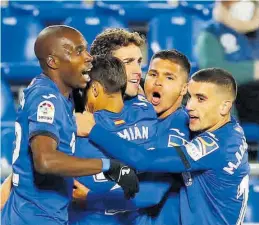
top-left (78, 81), bottom-right (87, 89)
top-left (189, 124), bottom-right (200, 132)
top-left (126, 86), bottom-right (138, 97)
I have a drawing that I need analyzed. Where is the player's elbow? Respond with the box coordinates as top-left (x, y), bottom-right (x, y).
top-left (33, 154), bottom-right (52, 174)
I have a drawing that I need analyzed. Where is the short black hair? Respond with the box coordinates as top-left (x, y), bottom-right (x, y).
top-left (90, 28), bottom-right (145, 56)
top-left (191, 68), bottom-right (237, 100)
top-left (73, 55), bottom-right (127, 112)
top-left (88, 55), bottom-right (127, 95)
top-left (151, 49), bottom-right (191, 76)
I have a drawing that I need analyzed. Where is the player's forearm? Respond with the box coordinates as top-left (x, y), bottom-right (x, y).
top-left (33, 150), bottom-right (103, 177)
top-left (86, 180), bottom-right (172, 211)
top-left (1, 173), bottom-right (12, 210)
top-left (89, 125), bottom-right (186, 173)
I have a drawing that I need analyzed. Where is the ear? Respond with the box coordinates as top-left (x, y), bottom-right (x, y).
top-left (91, 82), bottom-right (100, 98)
top-left (220, 100), bottom-right (232, 116)
top-left (46, 55), bottom-right (59, 69)
top-left (180, 83), bottom-right (188, 96)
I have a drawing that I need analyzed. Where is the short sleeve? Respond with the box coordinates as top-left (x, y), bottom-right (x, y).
top-left (28, 89), bottom-right (62, 144)
top-left (179, 133), bottom-right (223, 171)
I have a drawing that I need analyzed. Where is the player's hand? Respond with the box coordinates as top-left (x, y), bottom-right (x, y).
top-left (1, 174), bottom-right (12, 210)
top-left (104, 159), bottom-right (139, 199)
top-left (75, 111), bottom-right (96, 137)
top-left (73, 179), bottom-right (90, 201)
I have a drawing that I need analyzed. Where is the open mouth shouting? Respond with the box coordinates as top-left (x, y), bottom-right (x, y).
top-left (151, 92), bottom-right (161, 106)
top-left (81, 65), bottom-right (92, 82)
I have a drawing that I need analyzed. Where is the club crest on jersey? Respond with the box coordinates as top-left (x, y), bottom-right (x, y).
top-left (185, 136), bottom-right (219, 161)
top-left (168, 135), bottom-right (188, 147)
top-left (37, 101), bottom-right (55, 124)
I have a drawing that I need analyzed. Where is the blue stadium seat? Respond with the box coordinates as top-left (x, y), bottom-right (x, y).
top-left (64, 15), bottom-right (126, 47)
top-left (242, 123), bottom-right (259, 142)
top-left (245, 176), bottom-right (259, 222)
top-left (9, 1), bottom-right (95, 23)
top-left (179, 1), bottom-right (214, 19)
top-left (147, 12), bottom-right (206, 74)
top-left (1, 78), bottom-right (16, 180)
top-left (1, 15), bottom-right (43, 83)
top-left (95, 0), bottom-right (180, 23)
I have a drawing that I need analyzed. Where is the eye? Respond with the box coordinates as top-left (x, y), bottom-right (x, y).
top-left (198, 96), bottom-right (205, 102)
top-left (76, 50), bottom-right (82, 56)
top-left (123, 60), bottom-right (131, 65)
top-left (148, 73), bottom-right (157, 77)
top-left (166, 76), bottom-right (174, 80)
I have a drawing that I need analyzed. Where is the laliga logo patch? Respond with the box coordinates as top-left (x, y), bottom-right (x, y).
top-left (186, 136), bottom-right (219, 161)
top-left (37, 101), bottom-right (55, 124)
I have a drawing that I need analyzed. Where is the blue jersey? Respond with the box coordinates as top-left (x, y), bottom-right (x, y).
top-left (179, 120), bottom-right (250, 225)
top-left (135, 107), bottom-right (190, 225)
top-left (1, 75), bottom-right (77, 225)
top-left (88, 118), bottom-right (250, 225)
top-left (69, 94), bottom-right (157, 225)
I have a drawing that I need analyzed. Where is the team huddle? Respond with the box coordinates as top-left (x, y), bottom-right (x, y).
top-left (1, 25), bottom-right (250, 225)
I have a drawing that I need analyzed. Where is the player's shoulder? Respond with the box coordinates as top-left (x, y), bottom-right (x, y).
top-left (24, 75), bottom-right (62, 103)
top-left (174, 107), bottom-right (189, 123)
top-left (124, 94), bottom-right (157, 117)
top-left (213, 118), bottom-right (245, 147)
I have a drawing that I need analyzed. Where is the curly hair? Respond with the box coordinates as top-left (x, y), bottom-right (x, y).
top-left (90, 28), bottom-right (145, 56)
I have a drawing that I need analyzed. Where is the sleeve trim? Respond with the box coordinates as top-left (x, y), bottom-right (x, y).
top-left (174, 146), bottom-right (191, 169)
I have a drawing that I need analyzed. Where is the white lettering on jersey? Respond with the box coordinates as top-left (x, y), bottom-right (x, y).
top-left (223, 139), bottom-right (248, 175)
top-left (37, 101), bottom-right (55, 124)
top-left (20, 91), bottom-right (25, 109)
top-left (12, 173), bottom-right (19, 186)
top-left (117, 126), bottom-right (149, 141)
top-left (70, 132), bottom-right (76, 154)
top-left (236, 175), bottom-right (249, 225)
top-left (169, 128), bottom-right (185, 136)
top-left (42, 94), bottom-right (57, 99)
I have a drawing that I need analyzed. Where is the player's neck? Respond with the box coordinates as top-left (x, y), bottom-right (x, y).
top-left (102, 93), bottom-right (124, 113)
top-left (207, 114), bottom-right (231, 132)
top-left (158, 96), bottom-right (183, 119)
top-left (46, 72), bottom-right (71, 97)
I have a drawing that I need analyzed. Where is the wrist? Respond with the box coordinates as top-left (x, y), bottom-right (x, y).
top-left (101, 158), bottom-right (111, 172)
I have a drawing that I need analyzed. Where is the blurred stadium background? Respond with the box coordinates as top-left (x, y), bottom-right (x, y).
top-left (1, 0), bottom-right (259, 223)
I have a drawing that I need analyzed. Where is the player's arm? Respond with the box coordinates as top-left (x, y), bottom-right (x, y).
top-left (0, 173), bottom-right (12, 210)
top-left (87, 124), bottom-right (221, 173)
top-left (30, 135), bottom-right (103, 176)
top-left (30, 136), bottom-right (138, 198)
top-left (27, 91), bottom-right (138, 198)
top-left (74, 175), bottom-right (173, 210)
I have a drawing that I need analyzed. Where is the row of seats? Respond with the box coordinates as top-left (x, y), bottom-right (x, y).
top-left (1, 12), bottom-right (207, 82)
top-left (3, 0), bottom-right (214, 24)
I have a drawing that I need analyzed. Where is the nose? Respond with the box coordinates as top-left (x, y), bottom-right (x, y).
top-left (132, 61), bottom-right (142, 78)
top-left (154, 76), bottom-right (162, 86)
top-left (84, 51), bottom-right (93, 63)
top-left (186, 98), bottom-right (194, 111)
